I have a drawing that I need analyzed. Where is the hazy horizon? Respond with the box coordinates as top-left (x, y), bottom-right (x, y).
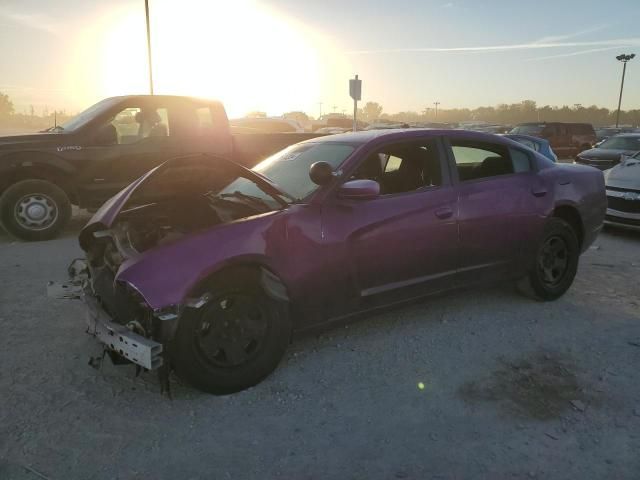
top-left (1, 0), bottom-right (639, 118)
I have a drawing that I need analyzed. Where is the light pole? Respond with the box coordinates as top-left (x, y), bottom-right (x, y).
top-left (144, 0), bottom-right (154, 94)
top-left (615, 53), bottom-right (635, 127)
top-left (433, 101), bottom-right (440, 120)
top-left (318, 102), bottom-right (323, 119)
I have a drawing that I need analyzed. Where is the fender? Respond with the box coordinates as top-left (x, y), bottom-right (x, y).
top-left (0, 151), bottom-right (77, 187)
top-left (185, 255), bottom-right (291, 303)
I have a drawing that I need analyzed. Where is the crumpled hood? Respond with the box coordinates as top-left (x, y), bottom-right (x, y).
top-left (79, 154), bottom-right (286, 249)
top-left (604, 157), bottom-right (640, 190)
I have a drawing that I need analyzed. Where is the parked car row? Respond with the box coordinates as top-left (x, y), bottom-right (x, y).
top-left (509, 122), bottom-right (596, 159)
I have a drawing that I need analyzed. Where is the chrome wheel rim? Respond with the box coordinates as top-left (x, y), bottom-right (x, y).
top-left (14, 193), bottom-right (58, 231)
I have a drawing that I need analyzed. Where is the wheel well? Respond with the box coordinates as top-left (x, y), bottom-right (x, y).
top-left (192, 264), bottom-right (290, 303)
top-left (1, 166), bottom-right (75, 203)
top-left (552, 206), bottom-right (584, 248)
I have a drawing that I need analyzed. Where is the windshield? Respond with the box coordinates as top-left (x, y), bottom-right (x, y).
top-left (248, 143), bottom-right (356, 200)
top-left (59, 97), bottom-right (122, 132)
top-left (598, 136), bottom-right (640, 151)
top-left (510, 125), bottom-right (544, 135)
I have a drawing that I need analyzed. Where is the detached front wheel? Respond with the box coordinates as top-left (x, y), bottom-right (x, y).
top-left (172, 268), bottom-right (291, 394)
top-left (0, 179), bottom-right (72, 241)
top-left (518, 217), bottom-right (579, 301)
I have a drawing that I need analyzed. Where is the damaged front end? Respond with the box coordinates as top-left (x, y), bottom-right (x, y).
top-left (48, 154), bottom-right (288, 388)
top-left (48, 257), bottom-right (165, 371)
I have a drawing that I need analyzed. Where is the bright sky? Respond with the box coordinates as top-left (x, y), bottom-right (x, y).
top-left (1, 0), bottom-right (639, 118)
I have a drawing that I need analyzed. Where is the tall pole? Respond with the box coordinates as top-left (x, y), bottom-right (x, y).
top-left (318, 102), bottom-right (323, 119)
top-left (353, 98), bottom-right (357, 132)
top-left (616, 62), bottom-right (628, 128)
top-left (433, 101), bottom-right (440, 120)
top-left (615, 53), bottom-right (635, 128)
top-left (145, 0), bottom-right (154, 95)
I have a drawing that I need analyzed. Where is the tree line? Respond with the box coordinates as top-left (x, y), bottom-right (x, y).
top-left (352, 100), bottom-right (640, 126)
top-left (1, 92), bottom-right (639, 131)
top-left (0, 92), bottom-right (73, 130)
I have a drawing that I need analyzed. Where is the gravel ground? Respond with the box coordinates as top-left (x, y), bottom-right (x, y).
top-left (1, 216), bottom-right (639, 480)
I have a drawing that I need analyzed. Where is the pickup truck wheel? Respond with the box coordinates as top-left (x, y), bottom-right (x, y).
top-left (0, 179), bottom-right (71, 241)
top-left (518, 218), bottom-right (579, 301)
top-left (172, 268), bottom-right (291, 394)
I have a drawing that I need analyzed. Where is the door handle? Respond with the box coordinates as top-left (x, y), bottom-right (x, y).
top-left (435, 207), bottom-right (454, 219)
top-left (531, 187), bottom-right (548, 197)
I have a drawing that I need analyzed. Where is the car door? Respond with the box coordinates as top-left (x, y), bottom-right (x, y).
top-left (75, 99), bottom-right (181, 208)
top-left (319, 137), bottom-right (458, 317)
top-left (445, 136), bottom-right (544, 286)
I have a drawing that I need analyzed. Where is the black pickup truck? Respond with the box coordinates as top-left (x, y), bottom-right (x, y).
top-left (0, 95), bottom-right (319, 240)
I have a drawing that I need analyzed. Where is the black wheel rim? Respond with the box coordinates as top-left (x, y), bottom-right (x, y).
top-left (194, 293), bottom-right (268, 368)
top-left (537, 235), bottom-right (569, 287)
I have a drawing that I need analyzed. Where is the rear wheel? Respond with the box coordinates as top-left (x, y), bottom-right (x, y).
top-left (172, 268), bottom-right (291, 394)
top-left (518, 218), bottom-right (579, 301)
top-left (0, 179), bottom-right (71, 241)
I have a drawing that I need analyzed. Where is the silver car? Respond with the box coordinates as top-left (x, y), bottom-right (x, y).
top-left (604, 153), bottom-right (640, 231)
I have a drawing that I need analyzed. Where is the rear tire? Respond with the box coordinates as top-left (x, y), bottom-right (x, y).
top-left (0, 179), bottom-right (71, 241)
top-left (518, 218), bottom-right (579, 301)
top-left (172, 267), bottom-right (291, 394)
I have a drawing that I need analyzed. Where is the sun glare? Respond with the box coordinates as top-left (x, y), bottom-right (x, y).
top-left (70, 0), bottom-right (350, 117)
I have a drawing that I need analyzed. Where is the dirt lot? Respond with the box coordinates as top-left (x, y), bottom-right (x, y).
top-left (1, 215), bottom-right (639, 480)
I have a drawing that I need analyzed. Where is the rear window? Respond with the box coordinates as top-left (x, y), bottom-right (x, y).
top-left (510, 125), bottom-right (543, 135)
top-left (572, 124), bottom-right (594, 135)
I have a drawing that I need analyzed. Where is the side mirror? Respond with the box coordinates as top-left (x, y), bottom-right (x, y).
top-left (93, 124), bottom-right (117, 146)
top-left (309, 161), bottom-right (334, 186)
top-left (338, 179), bottom-right (380, 200)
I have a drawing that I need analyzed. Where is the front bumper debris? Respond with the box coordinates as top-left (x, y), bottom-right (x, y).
top-left (84, 294), bottom-right (163, 370)
top-left (47, 258), bottom-right (163, 370)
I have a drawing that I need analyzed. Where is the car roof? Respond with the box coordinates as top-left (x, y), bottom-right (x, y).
top-left (302, 128), bottom-right (514, 146)
top-left (502, 133), bottom-right (547, 143)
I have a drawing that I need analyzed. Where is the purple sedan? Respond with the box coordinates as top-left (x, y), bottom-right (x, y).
top-left (60, 129), bottom-right (606, 394)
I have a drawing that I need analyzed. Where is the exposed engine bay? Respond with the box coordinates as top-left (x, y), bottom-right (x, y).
top-left (93, 194), bottom-right (264, 271)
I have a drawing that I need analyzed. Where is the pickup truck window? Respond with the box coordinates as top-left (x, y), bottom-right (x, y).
top-left (195, 107), bottom-right (215, 135)
top-left (101, 106), bottom-right (170, 145)
top-left (59, 97), bottom-right (122, 132)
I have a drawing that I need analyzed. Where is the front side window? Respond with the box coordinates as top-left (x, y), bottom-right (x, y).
top-left (351, 141), bottom-right (442, 195)
top-left (98, 106), bottom-right (170, 145)
top-left (451, 140), bottom-right (530, 181)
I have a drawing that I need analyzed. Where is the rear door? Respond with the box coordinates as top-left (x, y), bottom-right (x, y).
top-left (445, 136), bottom-right (544, 286)
top-left (76, 98), bottom-right (181, 208)
top-left (319, 137), bottom-right (458, 317)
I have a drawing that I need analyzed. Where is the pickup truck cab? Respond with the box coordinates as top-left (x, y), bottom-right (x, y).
top-left (0, 95), bottom-right (318, 240)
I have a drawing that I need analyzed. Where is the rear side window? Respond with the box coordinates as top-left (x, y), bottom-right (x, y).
top-left (195, 107), bottom-right (215, 134)
top-left (450, 140), bottom-right (531, 181)
top-left (509, 148), bottom-right (533, 173)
